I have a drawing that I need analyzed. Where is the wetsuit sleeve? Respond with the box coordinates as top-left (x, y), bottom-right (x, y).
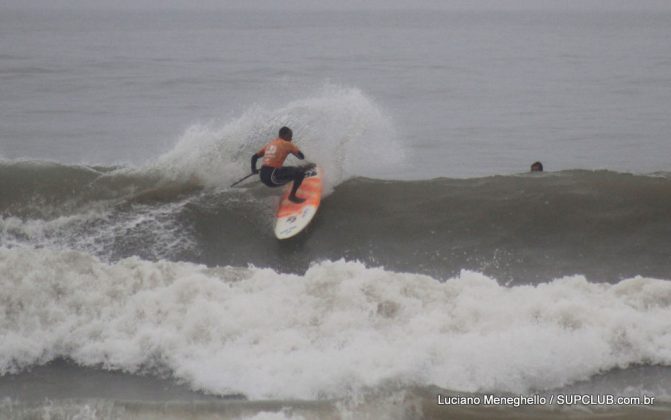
top-left (251, 147), bottom-right (265, 173)
top-left (290, 144), bottom-right (304, 160)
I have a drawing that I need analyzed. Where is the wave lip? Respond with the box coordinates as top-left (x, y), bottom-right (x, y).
top-left (2, 247), bottom-right (671, 400)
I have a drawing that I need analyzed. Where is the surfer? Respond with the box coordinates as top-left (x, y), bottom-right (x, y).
top-left (251, 126), bottom-right (313, 203)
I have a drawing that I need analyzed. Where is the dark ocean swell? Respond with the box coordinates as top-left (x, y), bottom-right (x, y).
top-left (2, 161), bottom-right (670, 284)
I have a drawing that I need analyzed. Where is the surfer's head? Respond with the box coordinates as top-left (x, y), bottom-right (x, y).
top-left (279, 126), bottom-right (293, 141)
top-left (530, 161), bottom-right (543, 172)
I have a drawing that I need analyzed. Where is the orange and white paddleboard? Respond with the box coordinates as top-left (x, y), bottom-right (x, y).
top-left (274, 166), bottom-right (323, 239)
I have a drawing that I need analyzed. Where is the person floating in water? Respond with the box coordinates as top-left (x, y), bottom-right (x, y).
top-left (251, 126), bottom-right (313, 203)
top-left (530, 161), bottom-right (543, 172)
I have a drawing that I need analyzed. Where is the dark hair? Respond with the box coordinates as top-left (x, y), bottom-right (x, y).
top-left (531, 161), bottom-right (543, 172)
top-left (278, 126), bottom-right (293, 141)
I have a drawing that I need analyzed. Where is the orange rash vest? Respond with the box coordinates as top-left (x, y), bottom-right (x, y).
top-left (257, 138), bottom-right (302, 168)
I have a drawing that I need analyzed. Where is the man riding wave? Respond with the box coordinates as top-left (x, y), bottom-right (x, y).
top-left (251, 126), bottom-right (313, 204)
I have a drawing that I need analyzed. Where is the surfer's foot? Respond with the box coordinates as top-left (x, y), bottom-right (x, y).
top-left (289, 195), bottom-right (306, 204)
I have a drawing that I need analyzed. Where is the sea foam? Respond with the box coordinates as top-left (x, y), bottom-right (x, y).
top-left (1, 247), bottom-right (670, 400)
top-left (133, 85), bottom-right (402, 193)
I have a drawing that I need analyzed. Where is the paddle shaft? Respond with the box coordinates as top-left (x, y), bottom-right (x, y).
top-left (230, 172), bottom-right (256, 187)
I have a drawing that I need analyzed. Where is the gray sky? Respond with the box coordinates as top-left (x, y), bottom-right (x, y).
top-left (2, 0), bottom-right (671, 11)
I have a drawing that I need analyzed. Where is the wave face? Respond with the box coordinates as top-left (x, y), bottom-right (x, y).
top-left (2, 162), bottom-right (671, 283)
top-left (2, 247), bottom-right (671, 400)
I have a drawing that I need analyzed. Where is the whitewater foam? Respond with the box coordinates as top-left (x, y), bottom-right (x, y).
top-left (1, 247), bottom-right (670, 400)
top-left (0, 197), bottom-right (195, 261)
top-left (137, 85), bottom-right (402, 193)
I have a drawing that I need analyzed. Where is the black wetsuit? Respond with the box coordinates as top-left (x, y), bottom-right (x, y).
top-left (259, 165), bottom-right (306, 190)
top-left (251, 151), bottom-right (307, 199)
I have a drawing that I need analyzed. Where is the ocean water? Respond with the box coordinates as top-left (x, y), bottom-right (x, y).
top-left (1, 4), bottom-right (671, 419)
